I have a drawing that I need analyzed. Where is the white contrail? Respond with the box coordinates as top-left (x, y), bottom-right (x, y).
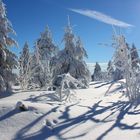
top-left (69, 8), bottom-right (134, 28)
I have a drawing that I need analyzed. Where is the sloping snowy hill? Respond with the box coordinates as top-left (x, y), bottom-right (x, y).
top-left (0, 82), bottom-right (140, 140)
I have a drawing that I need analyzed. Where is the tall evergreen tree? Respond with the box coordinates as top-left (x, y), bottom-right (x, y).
top-left (33, 26), bottom-right (58, 88)
top-left (0, 0), bottom-right (17, 93)
top-left (53, 18), bottom-right (90, 88)
top-left (19, 42), bottom-right (30, 90)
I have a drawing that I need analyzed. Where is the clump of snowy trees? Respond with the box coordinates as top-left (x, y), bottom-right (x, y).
top-left (92, 62), bottom-right (113, 82)
top-left (19, 27), bottom-right (58, 90)
top-left (93, 40), bottom-right (140, 83)
top-left (0, 0), bottom-right (18, 93)
top-left (106, 34), bottom-right (140, 104)
top-left (109, 33), bottom-right (140, 82)
top-left (19, 18), bottom-right (91, 92)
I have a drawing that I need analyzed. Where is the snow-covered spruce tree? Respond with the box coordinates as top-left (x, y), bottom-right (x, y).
top-left (130, 43), bottom-right (140, 70)
top-left (107, 60), bottom-right (114, 81)
top-left (33, 26), bottom-right (58, 89)
top-left (0, 0), bottom-right (17, 93)
top-left (92, 62), bottom-right (102, 81)
top-left (74, 36), bottom-right (91, 86)
top-left (53, 18), bottom-right (90, 88)
top-left (19, 42), bottom-right (30, 90)
top-left (23, 53), bottom-right (42, 90)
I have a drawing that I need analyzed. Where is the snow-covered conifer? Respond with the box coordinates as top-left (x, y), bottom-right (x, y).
top-left (107, 60), bottom-right (114, 81)
top-left (92, 62), bottom-right (102, 81)
top-left (0, 0), bottom-right (18, 93)
top-left (33, 26), bottom-right (58, 89)
top-left (130, 43), bottom-right (140, 69)
top-left (53, 18), bottom-right (90, 88)
top-left (19, 42), bottom-right (30, 90)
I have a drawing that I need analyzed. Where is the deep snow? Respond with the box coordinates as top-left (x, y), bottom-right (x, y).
top-left (0, 81), bottom-right (140, 140)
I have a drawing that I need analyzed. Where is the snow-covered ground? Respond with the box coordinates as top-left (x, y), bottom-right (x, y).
top-left (0, 81), bottom-right (140, 140)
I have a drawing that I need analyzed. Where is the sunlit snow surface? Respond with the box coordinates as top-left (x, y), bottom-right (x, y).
top-left (0, 81), bottom-right (140, 140)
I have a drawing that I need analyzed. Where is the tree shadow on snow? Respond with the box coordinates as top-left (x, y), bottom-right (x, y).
top-left (13, 106), bottom-right (59, 140)
top-left (94, 81), bottom-right (113, 89)
top-left (105, 81), bottom-right (125, 96)
top-left (0, 109), bottom-right (21, 122)
top-left (89, 81), bottom-right (103, 86)
top-left (13, 100), bottom-right (140, 140)
top-left (25, 92), bottom-right (60, 103)
top-left (0, 91), bottom-right (13, 99)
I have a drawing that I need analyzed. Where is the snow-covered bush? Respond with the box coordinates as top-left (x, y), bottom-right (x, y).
top-left (54, 73), bottom-right (83, 101)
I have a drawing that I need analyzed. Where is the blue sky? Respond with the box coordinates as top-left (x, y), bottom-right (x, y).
top-left (4, 0), bottom-right (140, 63)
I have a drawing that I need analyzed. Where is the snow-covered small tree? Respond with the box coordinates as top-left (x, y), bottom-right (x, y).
top-left (0, 0), bottom-right (18, 93)
top-left (107, 60), bottom-right (114, 81)
top-left (131, 43), bottom-right (140, 69)
top-left (53, 18), bottom-right (91, 88)
top-left (19, 42), bottom-right (30, 90)
top-left (33, 26), bottom-right (58, 89)
top-left (92, 62), bottom-right (102, 81)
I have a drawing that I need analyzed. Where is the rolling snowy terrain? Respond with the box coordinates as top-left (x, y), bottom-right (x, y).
top-left (0, 81), bottom-right (140, 140)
